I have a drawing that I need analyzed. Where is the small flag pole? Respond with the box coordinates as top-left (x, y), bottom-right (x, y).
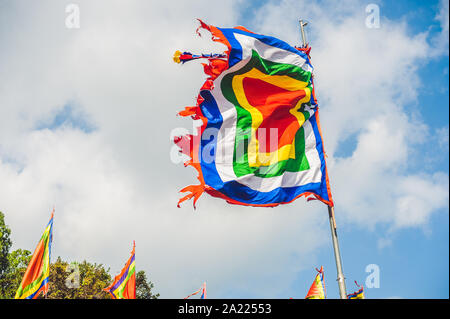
top-left (299, 19), bottom-right (347, 299)
top-left (46, 207), bottom-right (54, 299)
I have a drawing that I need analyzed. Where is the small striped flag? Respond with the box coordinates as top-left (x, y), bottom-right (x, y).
top-left (15, 209), bottom-right (54, 299)
top-left (200, 282), bottom-right (206, 299)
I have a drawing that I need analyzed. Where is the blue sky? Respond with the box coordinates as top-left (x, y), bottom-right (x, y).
top-left (0, 0), bottom-right (448, 299)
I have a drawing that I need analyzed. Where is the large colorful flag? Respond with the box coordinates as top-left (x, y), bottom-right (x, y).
top-left (173, 20), bottom-right (333, 208)
top-left (104, 241), bottom-right (136, 299)
top-left (305, 266), bottom-right (326, 299)
top-left (184, 282), bottom-right (207, 299)
top-left (15, 209), bottom-right (54, 299)
top-left (347, 281), bottom-right (365, 299)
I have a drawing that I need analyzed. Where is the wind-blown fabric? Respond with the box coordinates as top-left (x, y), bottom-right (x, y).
top-left (305, 266), bottom-right (326, 299)
top-left (174, 20), bottom-right (333, 208)
top-left (184, 282), bottom-right (207, 299)
top-left (15, 209), bottom-right (54, 299)
top-left (104, 242), bottom-right (136, 299)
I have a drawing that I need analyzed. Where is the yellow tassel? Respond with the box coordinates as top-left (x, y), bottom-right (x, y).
top-left (173, 50), bottom-right (182, 64)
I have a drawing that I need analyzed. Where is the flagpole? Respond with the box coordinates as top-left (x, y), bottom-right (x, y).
top-left (299, 19), bottom-right (347, 299)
